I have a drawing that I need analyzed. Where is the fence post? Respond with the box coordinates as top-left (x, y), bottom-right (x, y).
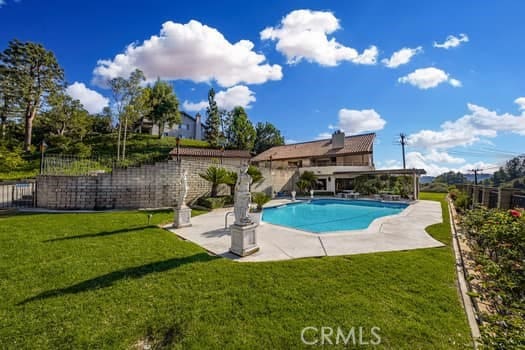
top-left (481, 187), bottom-right (491, 207)
top-left (471, 185), bottom-right (479, 206)
top-left (497, 188), bottom-right (514, 210)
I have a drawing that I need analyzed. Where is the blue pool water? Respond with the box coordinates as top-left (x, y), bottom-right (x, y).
top-left (262, 199), bottom-right (408, 233)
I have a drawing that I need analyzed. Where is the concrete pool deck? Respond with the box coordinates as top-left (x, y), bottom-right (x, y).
top-left (166, 199), bottom-right (445, 262)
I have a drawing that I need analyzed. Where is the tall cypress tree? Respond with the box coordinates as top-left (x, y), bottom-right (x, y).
top-left (203, 88), bottom-right (221, 148)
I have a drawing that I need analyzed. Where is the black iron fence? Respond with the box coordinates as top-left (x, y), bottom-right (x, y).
top-left (41, 153), bottom-right (170, 176)
top-left (511, 194), bottom-right (525, 209)
top-left (488, 191), bottom-right (498, 209)
top-left (0, 180), bottom-right (36, 208)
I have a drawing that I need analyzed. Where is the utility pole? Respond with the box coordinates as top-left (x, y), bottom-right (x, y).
top-left (399, 133), bottom-right (407, 169)
top-left (470, 168), bottom-right (482, 185)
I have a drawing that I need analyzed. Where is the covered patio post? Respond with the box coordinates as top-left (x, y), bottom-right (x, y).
top-left (413, 171), bottom-right (418, 200)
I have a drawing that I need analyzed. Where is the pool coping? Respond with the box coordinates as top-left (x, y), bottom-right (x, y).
top-left (166, 199), bottom-right (445, 262)
top-left (260, 199), bottom-right (412, 236)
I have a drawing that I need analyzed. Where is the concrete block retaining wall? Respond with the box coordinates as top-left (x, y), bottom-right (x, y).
top-left (36, 158), bottom-right (297, 210)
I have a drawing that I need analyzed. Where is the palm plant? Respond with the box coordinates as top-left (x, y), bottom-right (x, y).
top-left (199, 166), bottom-right (228, 197)
top-left (247, 165), bottom-right (264, 187)
top-left (224, 170), bottom-right (237, 196)
top-left (296, 179), bottom-right (311, 194)
top-left (296, 171), bottom-right (317, 193)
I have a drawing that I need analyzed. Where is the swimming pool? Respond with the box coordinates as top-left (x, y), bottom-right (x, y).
top-left (262, 199), bottom-right (408, 233)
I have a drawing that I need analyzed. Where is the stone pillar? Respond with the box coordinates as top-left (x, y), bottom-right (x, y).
top-left (481, 187), bottom-right (491, 207)
top-left (230, 164), bottom-right (259, 257)
top-left (412, 172), bottom-right (418, 200)
top-left (471, 185), bottom-right (479, 206)
top-left (173, 207), bottom-right (192, 228)
top-left (498, 188), bottom-right (515, 210)
top-left (465, 184), bottom-right (472, 198)
top-left (230, 223), bottom-right (259, 257)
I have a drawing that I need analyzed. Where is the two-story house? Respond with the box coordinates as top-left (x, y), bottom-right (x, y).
top-left (134, 112), bottom-right (204, 140)
top-left (251, 131), bottom-right (376, 193)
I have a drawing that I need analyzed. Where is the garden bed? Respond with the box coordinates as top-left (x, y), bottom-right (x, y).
top-left (450, 196), bottom-right (524, 349)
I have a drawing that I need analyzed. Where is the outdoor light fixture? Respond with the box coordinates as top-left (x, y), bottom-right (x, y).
top-left (176, 135), bottom-right (181, 162)
top-left (328, 177), bottom-right (331, 182)
top-left (39, 140), bottom-right (47, 175)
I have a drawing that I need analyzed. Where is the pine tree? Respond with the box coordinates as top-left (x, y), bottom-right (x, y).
top-left (203, 88), bottom-right (222, 148)
top-left (226, 106), bottom-right (255, 150)
top-left (0, 40), bottom-right (64, 151)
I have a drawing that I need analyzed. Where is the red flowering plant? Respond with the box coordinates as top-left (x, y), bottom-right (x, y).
top-left (509, 208), bottom-right (523, 218)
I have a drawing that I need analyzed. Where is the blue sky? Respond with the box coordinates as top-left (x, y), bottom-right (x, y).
top-left (1, 0), bottom-right (524, 175)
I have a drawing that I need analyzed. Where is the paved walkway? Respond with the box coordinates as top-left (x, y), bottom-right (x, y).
top-left (166, 200), bottom-right (444, 262)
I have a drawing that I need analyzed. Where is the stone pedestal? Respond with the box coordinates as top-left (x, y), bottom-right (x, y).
top-left (230, 223), bottom-right (259, 257)
top-left (173, 206), bottom-right (192, 228)
top-left (291, 191), bottom-right (296, 201)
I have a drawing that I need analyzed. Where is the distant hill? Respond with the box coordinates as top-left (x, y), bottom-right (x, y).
top-left (420, 176), bottom-right (435, 184)
top-left (464, 173), bottom-right (492, 183)
top-left (421, 173), bottom-right (492, 184)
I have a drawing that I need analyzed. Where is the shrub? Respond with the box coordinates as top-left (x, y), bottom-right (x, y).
top-left (197, 196), bottom-right (226, 209)
top-left (0, 146), bottom-right (25, 171)
top-left (449, 188), bottom-right (459, 201)
top-left (460, 208), bottom-right (525, 348)
top-left (199, 166), bottom-right (229, 197)
top-left (251, 192), bottom-right (271, 211)
top-left (453, 192), bottom-right (471, 212)
top-left (420, 182), bottom-right (448, 193)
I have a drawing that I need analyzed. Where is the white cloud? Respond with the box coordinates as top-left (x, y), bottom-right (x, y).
top-left (515, 97), bottom-right (525, 110)
top-left (433, 33), bottom-right (469, 49)
top-left (182, 85), bottom-right (256, 112)
top-left (381, 46), bottom-right (422, 68)
top-left (398, 67), bottom-right (461, 89)
top-left (336, 108), bottom-right (387, 134)
top-left (285, 139), bottom-right (302, 144)
top-left (93, 20), bottom-right (282, 87)
top-left (182, 100), bottom-right (208, 112)
top-left (0, 1), bottom-right (5, 7)
top-left (260, 9), bottom-right (378, 66)
top-left (408, 100), bottom-right (525, 150)
top-left (66, 82), bottom-right (109, 114)
top-left (316, 132), bottom-right (332, 140)
top-left (448, 78), bottom-right (462, 87)
top-left (404, 152), bottom-right (498, 176)
top-left (423, 149), bottom-right (465, 164)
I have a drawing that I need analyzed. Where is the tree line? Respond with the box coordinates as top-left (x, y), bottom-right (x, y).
top-left (202, 87), bottom-right (284, 153)
top-left (427, 156), bottom-right (525, 189)
top-left (0, 39), bottom-right (285, 163)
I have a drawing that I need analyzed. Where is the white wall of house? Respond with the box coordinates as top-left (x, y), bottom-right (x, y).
top-left (151, 113), bottom-right (204, 140)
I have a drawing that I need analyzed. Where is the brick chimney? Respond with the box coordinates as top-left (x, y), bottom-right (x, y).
top-left (331, 130), bottom-right (345, 149)
top-left (195, 113), bottom-right (202, 140)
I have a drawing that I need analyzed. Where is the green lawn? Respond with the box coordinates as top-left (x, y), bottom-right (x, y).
top-left (0, 194), bottom-right (472, 349)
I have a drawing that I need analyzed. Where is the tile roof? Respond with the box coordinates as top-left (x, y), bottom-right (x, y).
top-left (169, 147), bottom-right (251, 159)
top-left (251, 133), bottom-right (375, 162)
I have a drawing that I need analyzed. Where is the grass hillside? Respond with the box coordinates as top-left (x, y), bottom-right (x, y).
top-left (0, 134), bottom-right (210, 181)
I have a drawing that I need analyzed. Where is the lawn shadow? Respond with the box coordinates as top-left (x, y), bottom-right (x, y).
top-left (44, 226), bottom-right (155, 242)
top-left (19, 252), bottom-right (217, 305)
